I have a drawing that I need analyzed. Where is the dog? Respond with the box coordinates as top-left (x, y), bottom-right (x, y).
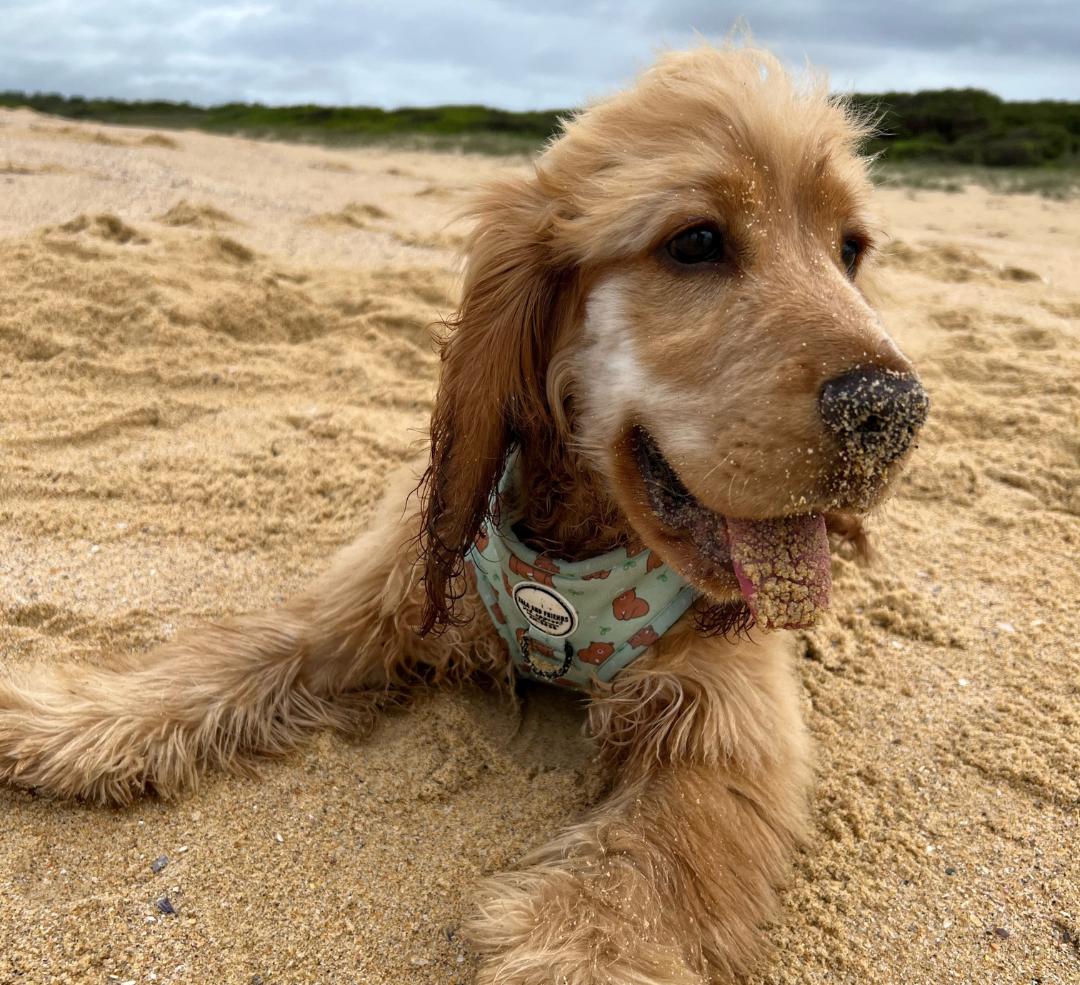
top-left (0, 45), bottom-right (928, 984)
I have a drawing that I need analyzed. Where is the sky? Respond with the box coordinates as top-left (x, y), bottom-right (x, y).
top-left (0, 1), bottom-right (1076, 110)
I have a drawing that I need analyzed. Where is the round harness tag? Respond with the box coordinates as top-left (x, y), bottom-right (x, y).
top-left (512, 583), bottom-right (579, 638)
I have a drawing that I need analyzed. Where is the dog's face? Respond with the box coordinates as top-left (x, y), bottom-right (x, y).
top-left (419, 47), bottom-right (928, 634)
top-left (560, 108), bottom-right (928, 615)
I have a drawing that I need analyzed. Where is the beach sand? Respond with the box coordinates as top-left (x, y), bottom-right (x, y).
top-left (0, 111), bottom-right (1077, 985)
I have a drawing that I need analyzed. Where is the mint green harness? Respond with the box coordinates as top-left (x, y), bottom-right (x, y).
top-left (466, 456), bottom-right (699, 690)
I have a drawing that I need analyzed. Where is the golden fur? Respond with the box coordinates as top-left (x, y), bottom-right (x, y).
top-left (0, 45), bottom-right (924, 983)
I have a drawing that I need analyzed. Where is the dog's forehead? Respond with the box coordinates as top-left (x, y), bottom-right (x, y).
top-left (620, 142), bottom-right (865, 219)
top-left (542, 69), bottom-right (872, 261)
top-left (549, 140), bottom-right (871, 264)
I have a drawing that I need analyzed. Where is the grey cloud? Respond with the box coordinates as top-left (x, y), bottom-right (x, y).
top-left (657, 1), bottom-right (1080, 59)
top-left (0, 0), bottom-right (1074, 109)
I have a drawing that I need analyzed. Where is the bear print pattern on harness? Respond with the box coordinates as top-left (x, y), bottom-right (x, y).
top-left (467, 454), bottom-right (698, 688)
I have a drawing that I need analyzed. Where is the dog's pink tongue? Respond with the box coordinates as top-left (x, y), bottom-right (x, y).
top-left (726, 513), bottom-right (831, 630)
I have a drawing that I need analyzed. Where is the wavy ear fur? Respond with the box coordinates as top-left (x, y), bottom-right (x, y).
top-left (417, 174), bottom-right (576, 635)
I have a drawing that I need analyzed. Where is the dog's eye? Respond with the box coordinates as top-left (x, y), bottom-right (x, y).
top-left (841, 238), bottom-right (862, 276)
top-left (667, 224), bottom-right (724, 265)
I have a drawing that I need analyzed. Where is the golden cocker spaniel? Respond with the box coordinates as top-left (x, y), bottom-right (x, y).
top-left (0, 44), bottom-right (928, 984)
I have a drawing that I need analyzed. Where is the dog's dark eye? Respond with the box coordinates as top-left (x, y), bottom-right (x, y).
top-left (841, 238), bottom-right (862, 276)
top-left (667, 224), bottom-right (724, 265)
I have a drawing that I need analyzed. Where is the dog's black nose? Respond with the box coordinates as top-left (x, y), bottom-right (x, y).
top-left (819, 367), bottom-right (929, 465)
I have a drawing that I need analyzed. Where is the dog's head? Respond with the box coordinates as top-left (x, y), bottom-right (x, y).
top-left (418, 45), bottom-right (928, 635)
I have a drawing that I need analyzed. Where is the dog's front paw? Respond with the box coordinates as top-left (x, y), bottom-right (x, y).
top-left (468, 866), bottom-right (706, 985)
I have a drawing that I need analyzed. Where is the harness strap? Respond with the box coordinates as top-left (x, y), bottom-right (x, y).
top-left (467, 451), bottom-right (700, 689)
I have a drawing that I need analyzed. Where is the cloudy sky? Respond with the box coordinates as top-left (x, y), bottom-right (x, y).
top-left (0, 1), bottom-right (1076, 109)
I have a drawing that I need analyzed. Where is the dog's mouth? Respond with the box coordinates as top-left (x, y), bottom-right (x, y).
top-left (633, 428), bottom-right (831, 630)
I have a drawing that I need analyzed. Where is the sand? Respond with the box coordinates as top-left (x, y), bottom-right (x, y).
top-left (0, 110), bottom-right (1077, 985)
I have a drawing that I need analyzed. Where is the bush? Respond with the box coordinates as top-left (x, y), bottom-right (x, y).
top-left (1, 87), bottom-right (1077, 166)
top-left (853, 88), bottom-right (1080, 167)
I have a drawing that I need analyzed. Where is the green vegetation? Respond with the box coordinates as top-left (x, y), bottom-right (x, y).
top-left (850, 88), bottom-right (1080, 167)
top-left (2, 87), bottom-right (1078, 175)
top-left (0, 91), bottom-right (565, 154)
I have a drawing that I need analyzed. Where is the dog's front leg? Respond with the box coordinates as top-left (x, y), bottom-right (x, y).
top-left (468, 628), bottom-right (810, 985)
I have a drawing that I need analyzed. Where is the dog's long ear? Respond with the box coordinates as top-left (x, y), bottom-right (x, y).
top-left (416, 174), bottom-right (574, 635)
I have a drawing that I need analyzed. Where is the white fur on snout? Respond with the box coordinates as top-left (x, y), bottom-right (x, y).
top-left (572, 275), bottom-right (712, 475)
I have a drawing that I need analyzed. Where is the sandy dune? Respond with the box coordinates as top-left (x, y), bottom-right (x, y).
top-left (0, 112), bottom-right (1077, 985)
